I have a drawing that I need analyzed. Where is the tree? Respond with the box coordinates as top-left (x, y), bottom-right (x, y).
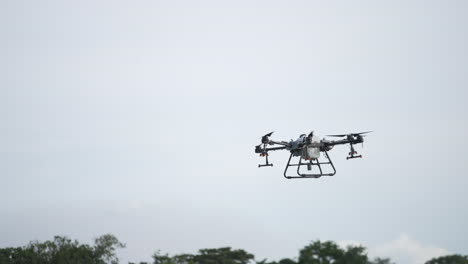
top-left (257, 258), bottom-right (297, 264)
top-left (193, 247), bottom-right (254, 264)
top-left (94, 234), bottom-right (126, 264)
top-left (278, 258), bottom-right (298, 264)
top-left (24, 236), bottom-right (97, 264)
top-left (298, 240), bottom-right (368, 264)
top-left (0, 247), bottom-right (40, 264)
top-left (172, 253), bottom-right (196, 264)
top-left (152, 250), bottom-right (178, 264)
top-left (339, 245), bottom-right (368, 264)
top-left (425, 255), bottom-right (468, 264)
top-left (153, 247), bottom-right (255, 264)
top-left (0, 234), bottom-right (124, 264)
top-left (299, 240), bottom-right (344, 264)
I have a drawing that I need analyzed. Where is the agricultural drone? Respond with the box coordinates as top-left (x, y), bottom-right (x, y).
top-left (255, 131), bottom-right (371, 179)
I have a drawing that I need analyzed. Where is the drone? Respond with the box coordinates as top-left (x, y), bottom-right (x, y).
top-left (255, 131), bottom-right (371, 179)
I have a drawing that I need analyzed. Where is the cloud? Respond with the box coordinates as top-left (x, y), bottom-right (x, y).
top-left (340, 234), bottom-right (449, 264)
top-left (337, 240), bottom-right (365, 249)
top-left (370, 234), bottom-right (449, 264)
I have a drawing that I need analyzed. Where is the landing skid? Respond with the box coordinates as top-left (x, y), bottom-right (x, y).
top-left (283, 151), bottom-right (336, 179)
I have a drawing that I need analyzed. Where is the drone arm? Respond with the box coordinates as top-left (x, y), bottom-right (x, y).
top-left (325, 137), bottom-right (363, 147)
top-left (324, 136), bottom-right (365, 159)
top-left (256, 145), bottom-right (287, 168)
top-left (264, 146), bottom-right (288, 151)
top-left (325, 139), bottom-right (351, 146)
top-left (255, 145), bottom-right (287, 153)
top-left (268, 140), bottom-right (290, 146)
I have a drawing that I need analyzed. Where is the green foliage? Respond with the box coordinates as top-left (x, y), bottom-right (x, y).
top-left (299, 240), bottom-right (342, 264)
top-left (0, 247), bottom-right (37, 264)
top-left (340, 245), bottom-right (368, 264)
top-left (94, 234), bottom-right (126, 264)
top-left (258, 258), bottom-right (297, 264)
top-left (0, 234), bottom-right (124, 264)
top-left (172, 253), bottom-right (196, 264)
top-left (277, 259), bottom-right (298, 264)
top-left (298, 240), bottom-right (368, 264)
top-left (194, 247), bottom-right (254, 264)
top-left (425, 254), bottom-right (468, 264)
top-left (152, 247), bottom-right (254, 264)
top-left (3, 235), bottom-right (468, 264)
top-left (152, 250), bottom-right (178, 264)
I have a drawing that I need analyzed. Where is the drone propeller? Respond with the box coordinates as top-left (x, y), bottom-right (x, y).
top-left (261, 131), bottom-right (274, 144)
top-left (354, 131), bottom-right (372, 135)
top-left (305, 131), bottom-right (314, 143)
top-left (326, 131), bottom-right (372, 137)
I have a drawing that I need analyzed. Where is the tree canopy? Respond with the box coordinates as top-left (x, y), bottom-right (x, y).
top-left (152, 247), bottom-right (254, 264)
top-left (0, 234), bottom-right (124, 264)
top-left (0, 235), bottom-right (466, 264)
top-left (425, 254), bottom-right (468, 264)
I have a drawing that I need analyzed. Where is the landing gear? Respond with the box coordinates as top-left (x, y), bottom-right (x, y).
top-left (283, 151), bottom-right (336, 179)
top-left (346, 144), bottom-right (362, 160)
top-left (258, 153), bottom-right (273, 167)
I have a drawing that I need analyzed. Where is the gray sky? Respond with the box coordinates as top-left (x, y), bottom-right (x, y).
top-left (1, 1), bottom-right (467, 263)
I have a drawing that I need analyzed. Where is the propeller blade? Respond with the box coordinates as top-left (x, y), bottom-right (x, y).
top-left (326, 131), bottom-right (372, 137)
top-left (326, 134), bottom-right (347, 137)
top-left (261, 131), bottom-right (274, 144)
top-left (262, 131), bottom-right (274, 138)
top-left (351, 131), bottom-right (372, 136)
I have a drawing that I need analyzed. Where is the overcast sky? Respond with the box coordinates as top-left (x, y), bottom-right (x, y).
top-left (1, 1), bottom-right (468, 264)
